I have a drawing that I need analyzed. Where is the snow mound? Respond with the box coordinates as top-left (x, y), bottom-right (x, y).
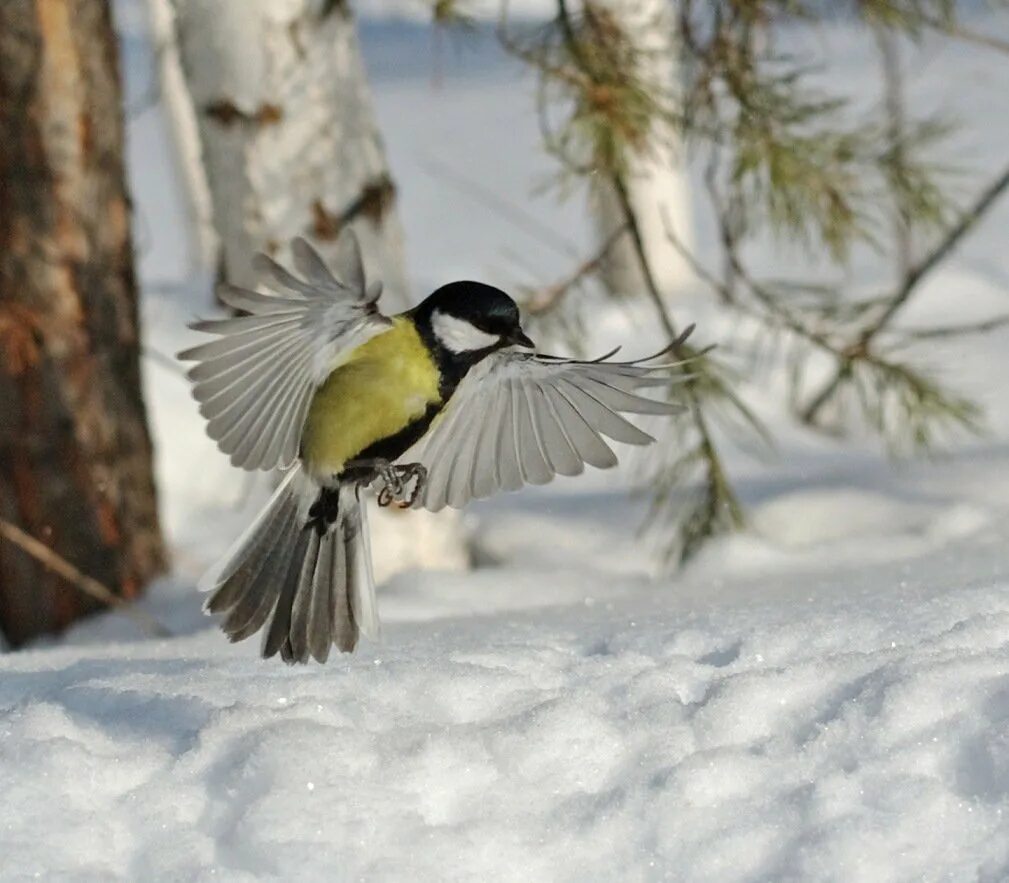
top-left (3, 578), bottom-right (1009, 880)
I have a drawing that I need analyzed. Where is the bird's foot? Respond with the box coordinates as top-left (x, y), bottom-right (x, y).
top-left (376, 463), bottom-right (427, 509)
top-left (343, 459), bottom-right (427, 508)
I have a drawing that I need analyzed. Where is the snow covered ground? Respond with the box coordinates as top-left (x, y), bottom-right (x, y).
top-left (5, 7), bottom-right (1009, 881)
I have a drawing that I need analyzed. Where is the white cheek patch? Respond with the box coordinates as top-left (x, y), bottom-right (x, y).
top-left (431, 310), bottom-right (501, 353)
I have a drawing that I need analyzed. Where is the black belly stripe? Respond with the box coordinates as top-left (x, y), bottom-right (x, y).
top-left (351, 401), bottom-right (444, 465)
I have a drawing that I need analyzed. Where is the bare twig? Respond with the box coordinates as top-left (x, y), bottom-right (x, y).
top-left (542, 0), bottom-right (745, 557)
top-left (802, 161), bottom-right (1009, 424)
top-left (0, 518), bottom-right (172, 639)
top-left (921, 15), bottom-right (1009, 56)
top-left (702, 150), bottom-right (744, 305)
top-left (866, 163), bottom-right (1009, 341)
top-left (143, 344), bottom-right (187, 376)
top-left (662, 208), bottom-right (730, 299)
top-left (901, 314), bottom-right (1009, 340)
top-left (417, 153), bottom-right (581, 261)
top-left (661, 206), bottom-right (838, 357)
top-left (522, 223), bottom-right (627, 315)
top-left (609, 137), bottom-right (746, 544)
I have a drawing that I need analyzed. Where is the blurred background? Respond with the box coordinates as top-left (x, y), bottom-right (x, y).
top-left (3, 0), bottom-right (1009, 646)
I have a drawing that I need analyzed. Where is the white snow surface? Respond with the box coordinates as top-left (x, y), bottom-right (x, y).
top-left (7, 572), bottom-right (1009, 881)
top-left (6, 10), bottom-right (1009, 881)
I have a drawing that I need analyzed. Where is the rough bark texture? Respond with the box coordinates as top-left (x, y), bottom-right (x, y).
top-left (0, 0), bottom-right (167, 646)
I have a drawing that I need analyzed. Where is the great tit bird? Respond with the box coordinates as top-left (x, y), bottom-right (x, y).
top-left (180, 229), bottom-right (691, 664)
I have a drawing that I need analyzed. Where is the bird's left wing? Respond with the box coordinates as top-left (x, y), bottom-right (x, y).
top-left (405, 345), bottom-right (691, 511)
top-left (179, 231), bottom-right (391, 471)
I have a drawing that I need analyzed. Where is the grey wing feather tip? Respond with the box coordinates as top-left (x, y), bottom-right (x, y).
top-left (534, 326), bottom-right (701, 370)
top-left (178, 232), bottom-right (390, 473)
top-left (335, 227), bottom-right (366, 295)
top-left (291, 236), bottom-right (347, 292)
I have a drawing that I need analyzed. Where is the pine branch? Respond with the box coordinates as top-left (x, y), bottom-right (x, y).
top-left (802, 161), bottom-right (1009, 424)
top-left (547, 0), bottom-right (745, 560)
top-left (702, 150), bottom-right (745, 305)
top-left (499, 0), bottom-right (1009, 558)
top-left (661, 204), bottom-right (841, 360)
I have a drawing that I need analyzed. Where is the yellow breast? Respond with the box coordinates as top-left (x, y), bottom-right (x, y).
top-left (300, 318), bottom-right (441, 479)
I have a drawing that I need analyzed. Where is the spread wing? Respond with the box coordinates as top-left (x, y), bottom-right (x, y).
top-left (178, 231), bottom-right (391, 471)
top-left (405, 346), bottom-right (691, 511)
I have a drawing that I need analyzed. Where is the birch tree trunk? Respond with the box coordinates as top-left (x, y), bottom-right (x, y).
top-left (0, 0), bottom-right (167, 646)
top-left (164, 0), bottom-right (409, 305)
top-left (162, 0), bottom-right (467, 577)
top-left (592, 0), bottom-right (693, 301)
top-left (146, 0), bottom-right (220, 277)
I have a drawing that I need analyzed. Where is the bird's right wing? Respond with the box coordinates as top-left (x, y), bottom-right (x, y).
top-left (179, 231), bottom-right (391, 471)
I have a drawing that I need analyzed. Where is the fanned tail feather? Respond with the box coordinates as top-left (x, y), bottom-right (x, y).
top-left (202, 467), bottom-right (378, 663)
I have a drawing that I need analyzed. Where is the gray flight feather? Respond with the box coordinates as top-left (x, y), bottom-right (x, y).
top-left (404, 347), bottom-right (691, 511)
top-left (201, 466), bottom-right (378, 664)
top-left (178, 228), bottom-right (390, 472)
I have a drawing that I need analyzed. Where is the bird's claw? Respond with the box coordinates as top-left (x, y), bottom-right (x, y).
top-left (376, 463), bottom-right (427, 508)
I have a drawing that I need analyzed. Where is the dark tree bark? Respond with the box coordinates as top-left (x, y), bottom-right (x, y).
top-left (0, 0), bottom-right (167, 646)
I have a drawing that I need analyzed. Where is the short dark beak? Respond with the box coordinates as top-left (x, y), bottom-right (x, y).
top-left (509, 327), bottom-right (535, 349)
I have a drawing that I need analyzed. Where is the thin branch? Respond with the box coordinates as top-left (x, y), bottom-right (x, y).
top-left (661, 207), bottom-right (731, 299)
top-left (900, 314), bottom-right (1009, 340)
top-left (608, 176), bottom-right (678, 343)
top-left (865, 161), bottom-right (1009, 343)
top-left (921, 15), bottom-right (1009, 55)
top-left (802, 160), bottom-right (1009, 424)
top-left (661, 206), bottom-right (839, 357)
top-left (0, 518), bottom-right (172, 639)
top-left (799, 359), bottom-right (850, 425)
top-left (702, 149), bottom-right (742, 305)
top-left (143, 344), bottom-right (187, 376)
top-left (417, 153), bottom-right (581, 261)
top-left (534, 0), bottom-right (746, 556)
top-left (610, 167), bottom-right (745, 536)
top-left (522, 223), bottom-right (627, 315)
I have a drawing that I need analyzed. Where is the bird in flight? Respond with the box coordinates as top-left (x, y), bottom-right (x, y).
top-left (180, 230), bottom-right (692, 663)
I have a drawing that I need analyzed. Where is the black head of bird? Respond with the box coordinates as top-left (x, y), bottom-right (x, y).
top-left (411, 281), bottom-right (535, 360)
